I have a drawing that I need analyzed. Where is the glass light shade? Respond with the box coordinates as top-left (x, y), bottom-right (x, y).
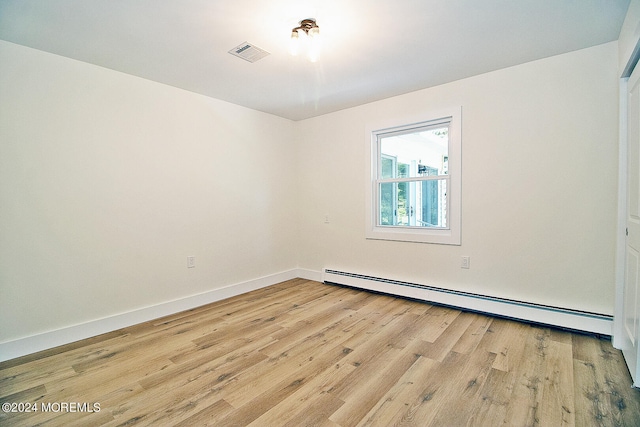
top-left (307, 27), bottom-right (321, 62)
top-left (289, 30), bottom-right (300, 56)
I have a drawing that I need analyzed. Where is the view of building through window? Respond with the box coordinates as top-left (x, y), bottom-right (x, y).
top-left (378, 126), bottom-right (449, 228)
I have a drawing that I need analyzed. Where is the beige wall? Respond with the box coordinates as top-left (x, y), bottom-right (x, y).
top-left (295, 42), bottom-right (620, 315)
top-left (0, 41), bottom-right (298, 342)
top-left (0, 39), bottom-right (621, 346)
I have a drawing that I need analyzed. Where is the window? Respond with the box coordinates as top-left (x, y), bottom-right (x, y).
top-left (366, 107), bottom-right (461, 244)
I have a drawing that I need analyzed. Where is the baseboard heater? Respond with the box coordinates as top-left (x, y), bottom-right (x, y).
top-left (323, 269), bottom-right (613, 336)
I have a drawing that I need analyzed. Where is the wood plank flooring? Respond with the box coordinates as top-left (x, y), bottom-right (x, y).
top-left (1, 278), bottom-right (639, 426)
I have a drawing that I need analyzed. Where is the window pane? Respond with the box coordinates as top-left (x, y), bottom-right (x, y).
top-left (417, 179), bottom-right (447, 228)
top-left (379, 182), bottom-right (394, 225)
top-left (397, 162), bottom-right (409, 178)
top-left (397, 181), bottom-right (409, 225)
top-left (368, 108), bottom-right (460, 243)
top-left (379, 126), bottom-right (449, 178)
top-left (381, 156), bottom-right (394, 179)
top-left (378, 179), bottom-right (448, 228)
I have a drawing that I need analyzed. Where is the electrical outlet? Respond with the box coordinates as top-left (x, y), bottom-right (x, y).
top-left (461, 256), bottom-right (470, 269)
top-left (324, 214), bottom-right (330, 223)
top-left (187, 256), bottom-right (196, 268)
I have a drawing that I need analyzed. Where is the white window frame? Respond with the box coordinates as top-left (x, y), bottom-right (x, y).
top-left (365, 107), bottom-right (461, 245)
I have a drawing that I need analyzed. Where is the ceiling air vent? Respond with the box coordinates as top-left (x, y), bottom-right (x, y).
top-left (228, 42), bottom-right (270, 63)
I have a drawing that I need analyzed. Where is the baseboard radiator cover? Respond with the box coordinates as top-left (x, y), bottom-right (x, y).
top-left (323, 269), bottom-right (613, 335)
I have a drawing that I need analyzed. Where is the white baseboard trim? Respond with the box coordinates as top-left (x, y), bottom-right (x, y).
top-left (295, 268), bottom-right (324, 282)
top-left (8, 266), bottom-right (601, 362)
top-left (324, 269), bottom-right (613, 336)
top-left (0, 269), bottom-right (318, 363)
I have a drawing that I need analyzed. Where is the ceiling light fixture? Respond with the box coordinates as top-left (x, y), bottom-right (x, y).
top-left (290, 18), bottom-right (321, 62)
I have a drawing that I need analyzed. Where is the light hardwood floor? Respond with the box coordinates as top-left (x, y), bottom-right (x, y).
top-left (1, 278), bottom-right (639, 426)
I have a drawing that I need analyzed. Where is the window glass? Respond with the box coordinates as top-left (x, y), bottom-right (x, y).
top-left (379, 126), bottom-right (449, 179)
top-left (378, 179), bottom-right (447, 228)
top-left (366, 107), bottom-right (461, 244)
top-left (376, 124), bottom-right (450, 229)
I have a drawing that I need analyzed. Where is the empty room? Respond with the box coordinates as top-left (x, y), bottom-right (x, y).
top-left (2, 0), bottom-right (640, 425)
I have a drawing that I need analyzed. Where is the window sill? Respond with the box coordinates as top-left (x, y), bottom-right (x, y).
top-left (365, 226), bottom-right (460, 245)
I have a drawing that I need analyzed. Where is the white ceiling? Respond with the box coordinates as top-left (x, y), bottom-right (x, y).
top-left (0, 0), bottom-right (630, 121)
